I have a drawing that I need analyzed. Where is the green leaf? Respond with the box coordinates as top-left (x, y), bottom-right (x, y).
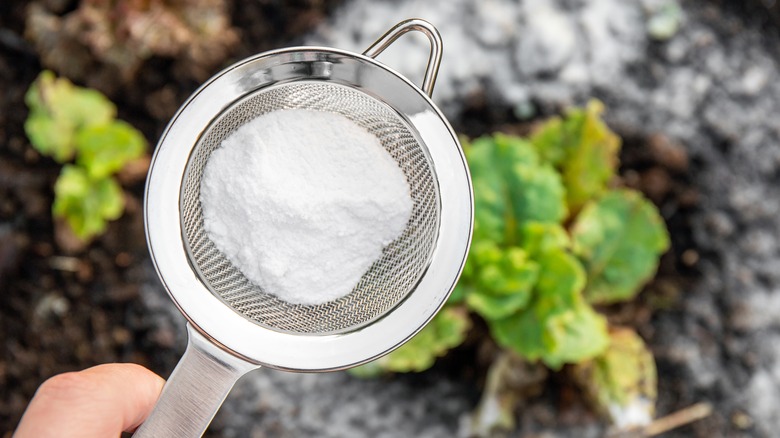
top-left (530, 100), bottom-right (620, 213)
top-left (25, 71), bottom-right (117, 162)
top-left (489, 248), bottom-right (606, 369)
top-left (490, 304), bottom-right (548, 362)
top-left (572, 189), bottom-right (670, 304)
top-left (464, 244), bottom-right (538, 320)
top-left (53, 165), bottom-right (124, 240)
top-left (507, 163), bottom-right (567, 225)
top-left (528, 116), bottom-right (567, 166)
top-left (26, 71), bottom-right (115, 127)
top-left (541, 303), bottom-right (609, 369)
top-left (475, 246), bottom-right (536, 297)
top-left (468, 292), bottom-right (532, 321)
top-left (24, 112), bottom-right (77, 162)
top-left (518, 221), bottom-right (570, 257)
top-left (465, 133), bottom-right (567, 244)
top-left (532, 249), bottom-right (585, 314)
top-left (572, 327), bottom-right (657, 426)
top-left (76, 121), bottom-right (147, 178)
top-left (350, 306), bottom-right (471, 375)
top-left (466, 138), bottom-right (510, 242)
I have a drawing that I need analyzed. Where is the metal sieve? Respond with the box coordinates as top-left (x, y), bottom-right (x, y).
top-left (136, 19), bottom-right (473, 437)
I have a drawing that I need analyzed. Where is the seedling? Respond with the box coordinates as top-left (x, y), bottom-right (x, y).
top-left (25, 71), bottom-right (146, 241)
top-left (352, 101), bottom-right (670, 431)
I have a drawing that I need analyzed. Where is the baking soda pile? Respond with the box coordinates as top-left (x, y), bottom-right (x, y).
top-left (200, 109), bottom-right (413, 305)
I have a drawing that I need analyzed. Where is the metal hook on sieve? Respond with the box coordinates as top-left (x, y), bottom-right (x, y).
top-left (362, 18), bottom-right (443, 98)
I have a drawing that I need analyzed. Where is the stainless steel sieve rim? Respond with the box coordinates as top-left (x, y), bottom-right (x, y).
top-left (144, 20), bottom-right (473, 372)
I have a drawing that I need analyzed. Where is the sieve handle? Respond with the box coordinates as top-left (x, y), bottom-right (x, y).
top-left (362, 18), bottom-right (443, 97)
top-left (133, 324), bottom-right (259, 438)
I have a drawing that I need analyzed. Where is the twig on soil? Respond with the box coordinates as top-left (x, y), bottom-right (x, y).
top-left (643, 402), bottom-right (713, 436)
top-left (48, 255), bottom-right (80, 272)
top-left (608, 402), bottom-right (713, 437)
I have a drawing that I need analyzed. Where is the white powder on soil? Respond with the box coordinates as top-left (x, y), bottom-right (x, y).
top-left (200, 109), bottom-right (413, 305)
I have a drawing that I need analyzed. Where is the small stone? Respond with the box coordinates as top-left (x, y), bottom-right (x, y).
top-left (112, 327), bottom-right (132, 345)
top-left (33, 242), bottom-right (53, 257)
top-left (740, 66), bottom-right (769, 96)
top-left (115, 252), bottom-right (133, 268)
top-left (648, 133), bottom-right (689, 172)
top-left (76, 260), bottom-right (93, 283)
top-left (732, 410), bottom-right (754, 430)
top-left (677, 188), bottom-right (699, 207)
top-left (704, 211), bottom-right (734, 238)
top-left (34, 293), bottom-right (70, 320)
top-left (681, 249), bottom-right (699, 266)
top-left (641, 167), bottom-right (673, 203)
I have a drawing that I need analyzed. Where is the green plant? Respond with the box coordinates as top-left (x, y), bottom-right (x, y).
top-left (25, 71), bottom-right (146, 241)
top-left (352, 101), bottom-right (670, 429)
top-left (350, 307), bottom-right (471, 377)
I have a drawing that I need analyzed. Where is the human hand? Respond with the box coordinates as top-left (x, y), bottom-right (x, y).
top-left (14, 363), bottom-right (164, 438)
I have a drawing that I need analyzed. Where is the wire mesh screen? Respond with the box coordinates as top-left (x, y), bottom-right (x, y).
top-left (180, 81), bottom-right (440, 334)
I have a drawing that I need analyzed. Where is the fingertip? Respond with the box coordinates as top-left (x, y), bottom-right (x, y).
top-left (81, 363), bottom-right (165, 431)
top-left (15, 363), bottom-right (165, 438)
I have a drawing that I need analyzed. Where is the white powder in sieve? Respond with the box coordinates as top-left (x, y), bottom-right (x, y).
top-left (200, 109), bottom-right (413, 306)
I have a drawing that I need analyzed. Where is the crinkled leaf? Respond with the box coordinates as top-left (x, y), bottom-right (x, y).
top-left (76, 121), bottom-right (147, 179)
top-left (490, 249), bottom-right (606, 369)
top-left (519, 221), bottom-right (570, 257)
top-left (26, 71), bottom-right (115, 127)
top-left (490, 303), bottom-right (547, 362)
top-left (25, 71), bottom-right (116, 162)
top-left (533, 249), bottom-right (585, 314)
top-left (468, 292), bottom-right (534, 321)
top-left (350, 307), bottom-right (471, 376)
top-left (464, 244), bottom-right (538, 320)
top-left (507, 163), bottom-right (567, 225)
top-left (541, 303), bottom-right (609, 370)
top-left (528, 116), bottom-right (567, 166)
top-left (466, 137), bottom-right (511, 242)
top-left (475, 246), bottom-right (536, 297)
top-left (465, 134), bottom-right (567, 243)
top-left (51, 84), bottom-right (115, 129)
top-left (24, 112), bottom-right (76, 162)
top-left (53, 165), bottom-right (124, 240)
top-left (572, 189), bottom-right (670, 304)
top-left (530, 100), bottom-right (620, 212)
top-left (572, 327), bottom-right (657, 427)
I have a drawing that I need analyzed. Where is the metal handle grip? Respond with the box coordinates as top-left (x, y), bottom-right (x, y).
top-left (363, 18), bottom-right (443, 97)
top-left (133, 324), bottom-right (259, 437)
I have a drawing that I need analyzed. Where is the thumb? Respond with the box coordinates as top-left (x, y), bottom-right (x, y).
top-left (14, 363), bottom-right (165, 438)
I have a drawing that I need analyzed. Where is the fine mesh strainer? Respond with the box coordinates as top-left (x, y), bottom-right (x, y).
top-left (136, 19), bottom-right (473, 437)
